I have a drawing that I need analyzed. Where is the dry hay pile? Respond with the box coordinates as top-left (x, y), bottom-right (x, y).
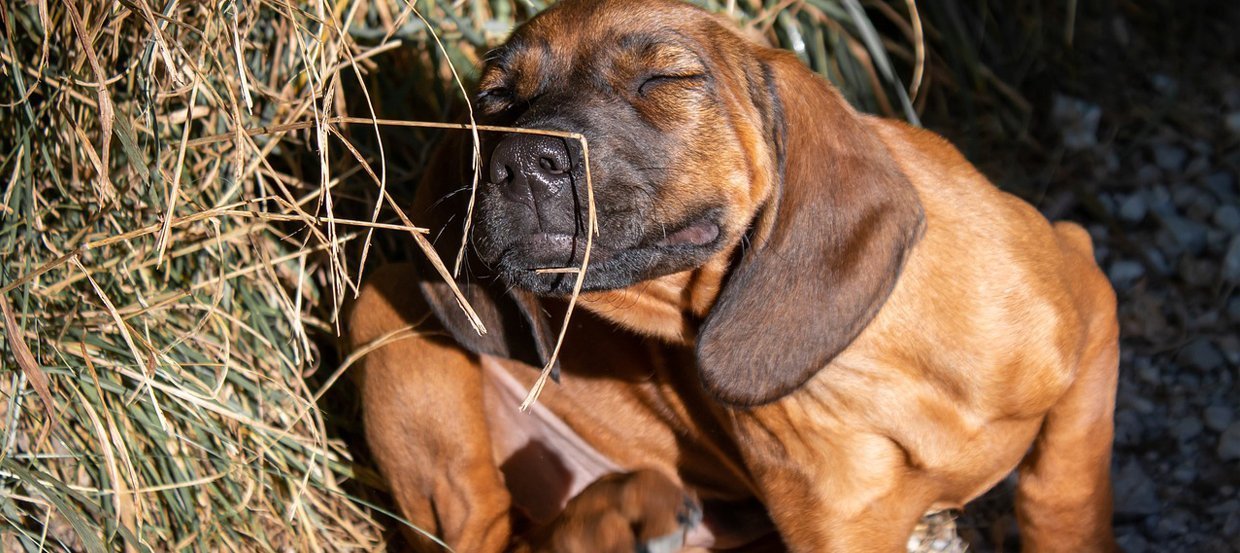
top-left (0, 0), bottom-right (982, 549)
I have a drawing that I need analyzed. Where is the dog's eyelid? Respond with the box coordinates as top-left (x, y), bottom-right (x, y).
top-left (477, 87), bottom-right (515, 113)
top-left (637, 72), bottom-right (708, 96)
top-left (480, 86), bottom-right (511, 98)
top-left (477, 88), bottom-right (511, 107)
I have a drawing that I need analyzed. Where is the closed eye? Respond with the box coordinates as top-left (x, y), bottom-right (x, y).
top-left (638, 73), bottom-right (706, 97)
top-left (477, 87), bottom-right (514, 113)
top-left (478, 87), bottom-right (511, 102)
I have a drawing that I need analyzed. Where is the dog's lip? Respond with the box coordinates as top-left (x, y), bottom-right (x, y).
top-left (514, 232), bottom-right (616, 269)
top-left (655, 219), bottom-right (720, 247)
top-left (497, 210), bottom-right (725, 278)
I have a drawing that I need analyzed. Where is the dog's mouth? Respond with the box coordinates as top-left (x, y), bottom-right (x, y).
top-left (517, 216), bottom-right (720, 267)
top-left (485, 209), bottom-right (725, 295)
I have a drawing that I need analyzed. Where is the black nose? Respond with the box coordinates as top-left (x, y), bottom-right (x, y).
top-left (488, 134), bottom-right (575, 204)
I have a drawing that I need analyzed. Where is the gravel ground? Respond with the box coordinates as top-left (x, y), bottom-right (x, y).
top-left (931, 2), bottom-right (1240, 551)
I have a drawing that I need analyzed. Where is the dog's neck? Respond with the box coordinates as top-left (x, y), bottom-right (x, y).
top-left (577, 167), bottom-right (783, 346)
top-left (579, 252), bottom-right (733, 345)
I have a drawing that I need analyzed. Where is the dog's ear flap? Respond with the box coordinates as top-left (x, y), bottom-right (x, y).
top-left (696, 52), bottom-right (924, 407)
top-left (417, 267), bottom-right (559, 376)
top-left (406, 130), bottom-right (560, 377)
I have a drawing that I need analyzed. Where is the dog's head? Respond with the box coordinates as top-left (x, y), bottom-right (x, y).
top-left (432, 0), bottom-right (924, 405)
top-left (472, 0), bottom-right (776, 295)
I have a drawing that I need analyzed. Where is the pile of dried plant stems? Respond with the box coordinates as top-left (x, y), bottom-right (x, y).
top-left (0, 0), bottom-right (971, 549)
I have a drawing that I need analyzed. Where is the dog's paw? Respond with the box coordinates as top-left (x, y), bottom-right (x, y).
top-left (520, 469), bottom-right (702, 553)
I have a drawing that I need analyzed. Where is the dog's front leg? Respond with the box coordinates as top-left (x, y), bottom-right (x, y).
top-left (1014, 327), bottom-right (1120, 552)
top-left (737, 419), bottom-right (935, 553)
top-left (349, 265), bottom-right (513, 552)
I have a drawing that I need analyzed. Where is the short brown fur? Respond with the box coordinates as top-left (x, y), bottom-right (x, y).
top-left (347, 0), bottom-right (1120, 551)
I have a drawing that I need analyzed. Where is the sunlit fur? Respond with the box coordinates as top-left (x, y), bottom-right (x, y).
top-left (347, 1), bottom-right (1121, 551)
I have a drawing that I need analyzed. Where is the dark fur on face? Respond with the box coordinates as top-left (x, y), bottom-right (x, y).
top-left (470, 0), bottom-right (772, 295)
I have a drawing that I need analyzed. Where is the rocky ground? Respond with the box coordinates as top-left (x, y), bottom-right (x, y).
top-left (930, 2), bottom-right (1240, 551)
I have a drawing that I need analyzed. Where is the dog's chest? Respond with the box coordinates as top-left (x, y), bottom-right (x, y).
top-left (730, 359), bottom-right (1049, 507)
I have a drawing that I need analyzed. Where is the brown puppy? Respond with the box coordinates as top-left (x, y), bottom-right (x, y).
top-left (346, 0), bottom-right (1120, 551)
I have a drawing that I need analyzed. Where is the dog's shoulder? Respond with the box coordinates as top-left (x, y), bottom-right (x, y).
top-left (848, 118), bottom-right (1114, 409)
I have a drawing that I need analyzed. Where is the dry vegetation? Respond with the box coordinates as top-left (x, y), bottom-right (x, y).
top-left (0, 0), bottom-right (981, 549)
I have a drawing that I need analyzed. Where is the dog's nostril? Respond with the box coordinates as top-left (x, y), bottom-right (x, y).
top-left (490, 163), bottom-right (513, 184)
top-left (538, 156), bottom-right (567, 175)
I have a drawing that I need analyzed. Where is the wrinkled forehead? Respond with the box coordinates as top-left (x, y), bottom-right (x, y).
top-left (489, 0), bottom-right (724, 74)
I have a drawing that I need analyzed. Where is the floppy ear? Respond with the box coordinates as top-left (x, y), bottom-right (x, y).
top-left (696, 52), bottom-right (925, 406)
top-left (408, 131), bottom-right (560, 376)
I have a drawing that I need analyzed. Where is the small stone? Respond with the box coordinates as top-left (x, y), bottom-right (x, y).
top-left (1115, 410), bottom-right (1145, 446)
top-left (1175, 369), bottom-right (1195, 391)
top-left (1198, 537), bottom-right (1233, 553)
top-left (1210, 499), bottom-right (1240, 517)
top-left (1119, 392), bottom-right (1157, 415)
top-left (1222, 235), bottom-right (1240, 282)
top-left (1172, 417), bottom-right (1203, 441)
top-left (1099, 193), bottom-right (1119, 215)
top-left (1094, 246), bottom-right (1110, 266)
top-left (1147, 249), bottom-right (1173, 276)
top-left (1208, 229), bottom-right (1233, 254)
top-left (1214, 205), bottom-right (1240, 233)
top-left (1104, 151), bottom-right (1120, 173)
top-left (1226, 112), bottom-right (1240, 137)
top-left (1150, 74), bottom-right (1179, 97)
top-left (1135, 358), bottom-right (1160, 385)
top-left (1052, 94), bottom-right (1102, 151)
top-left (1088, 224), bottom-right (1109, 242)
top-left (1186, 155), bottom-right (1210, 175)
top-left (1171, 463), bottom-right (1196, 483)
top-left (1137, 165), bottom-right (1163, 187)
top-left (1154, 144), bottom-right (1188, 172)
top-left (1187, 194), bottom-right (1216, 220)
top-left (1172, 185), bottom-right (1200, 208)
top-left (1218, 422), bottom-right (1240, 461)
top-left (1205, 406), bottom-right (1235, 433)
top-left (1108, 259), bottom-right (1145, 288)
top-left (1119, 194), bottom-right (1148, 222)
top-left (1205, 170), bottom-right (1237, 200)
top-left (1179, 256), bottom-right (1218, 288)
top-left (1115, 533), bottom-right (1148, 553)
top-left (1114, 460), bottom-right (1161, 515)
top-left (1224, 509), bottom-right (1240, 539)
top-left (1152, 508), bottom-right (1191, 539)
top-left (1132, 395), bottom-right (1157, 415)
top-left (1219, 335), bottom-right (1240, 365)
top-left (1178, 338), bottom-right (1225, 372)
top-left (1160, 214), bottom-right (1208, 255)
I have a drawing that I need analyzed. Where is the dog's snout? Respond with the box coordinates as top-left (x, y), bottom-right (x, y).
top-left (488, 134), bottom-right (575, 204)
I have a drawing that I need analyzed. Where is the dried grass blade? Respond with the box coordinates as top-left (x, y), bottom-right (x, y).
top-left (904, 0), bottom-right (925, 101)
top-left (0, 463), bottom-right (108, 553)
top-left (157, 77), bottom-right (200, 265)
top-left (68, 381), bottom-right (135, 545)
top-left (400, 0), bottom-right (482, 278)
top-left (0, 292), bottom-right (56, 447)
top-left (71, 257), bottom-right (170, 432)
top-left (520, 135), bottom-right (596, 411)
top-left (335, 33), bottom-right (390, 287)
top-left (63, 0), bottom-right (115, 185)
